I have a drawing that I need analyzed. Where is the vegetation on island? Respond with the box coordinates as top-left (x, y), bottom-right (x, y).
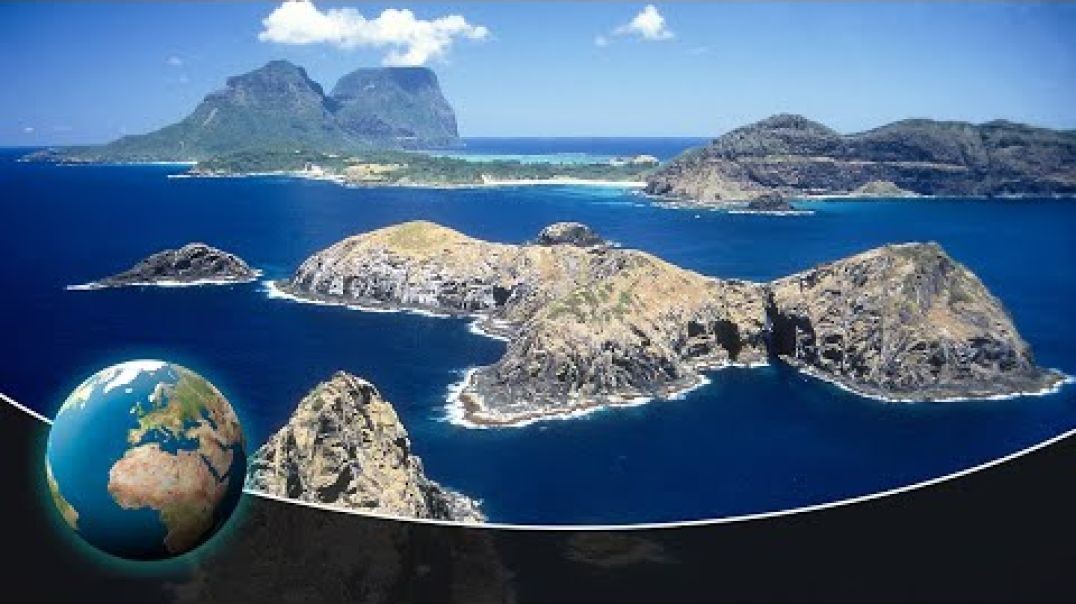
top-left (191, 149), bottom-right (657, 186)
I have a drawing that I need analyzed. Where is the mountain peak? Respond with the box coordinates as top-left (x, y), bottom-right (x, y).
top-left (330, 65), bottom-right (458, 143)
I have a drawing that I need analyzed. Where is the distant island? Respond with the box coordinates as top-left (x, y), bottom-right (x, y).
top-left (68, 243), bottom-right (259, 290)
top-left (646, 114), bottom-right (1076, 206)
top-left (24, 62), bottom-right (1075, 198)
top-left (273, 220), bottom-right (1066, 427)
top-left (27, 59), bottom-right (655, 187)
top-left (35, 60), bottom-right (461, 161)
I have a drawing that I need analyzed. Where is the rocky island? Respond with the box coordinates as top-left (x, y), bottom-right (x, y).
top-left (246, 371), bottom-right (484, 522)
top-left (71, 243), bottom-right (258, 289)
top-left (646, 114), bottom-right (1076, 205)
top-left (275, 221), bottom-right (1065, 426)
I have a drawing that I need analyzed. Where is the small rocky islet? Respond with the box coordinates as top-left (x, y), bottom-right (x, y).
top-left (75, 242), bottom-right (258, 289)
top-left (279, 220), bottom-right (1066, 426)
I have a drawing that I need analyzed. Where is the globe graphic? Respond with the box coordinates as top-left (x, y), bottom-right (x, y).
top-left (45, 360), bottom-right (247, 560)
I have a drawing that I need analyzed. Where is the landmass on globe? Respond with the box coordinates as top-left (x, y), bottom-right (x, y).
top-left (46, 361), bottom-right (247, 559)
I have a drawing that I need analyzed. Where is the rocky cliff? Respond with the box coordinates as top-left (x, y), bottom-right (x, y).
top-left (246, 371), bottom-right (484, 522)
top-left (76, 243), bottom-right (257, 288)
top-left (38, 61), bottom-right (461, 162)
top-left (768, 242), bottom-right (1059, 400)
top-left (646, 114), bottom-right (1076, 204)
top-left (276, 221), bottom-right (1064, 426)
top-left (331, 67), bottom-right (459, 146)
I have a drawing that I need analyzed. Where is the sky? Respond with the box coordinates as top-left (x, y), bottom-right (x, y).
top-left (2, 1), bottom-right (1074, 144)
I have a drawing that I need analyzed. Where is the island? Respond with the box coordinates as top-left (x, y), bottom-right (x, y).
top-left (27, 59), bottom-right (654, 188)
top-left (646, 113), bottom-right (1076, 206)
top-left (273, 221), bottom-right (1065, 426)
top-left (246, 371), bottom-right (484, 522)
top-left (70, 243), bottom-right (258, 289)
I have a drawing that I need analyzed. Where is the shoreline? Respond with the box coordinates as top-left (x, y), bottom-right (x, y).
top-left (261, 283), bottom-right (1074, 428)
top-left (175, 169), bottom-right (648, 190)
top-left (444, 359), bottom-right (771, 430)
top-left (66, 272), bottom-right (262, 291)
top-left (644, 190), bottom-right (1076, 211)
top-left (786, 358), bottom-right (1074, 404)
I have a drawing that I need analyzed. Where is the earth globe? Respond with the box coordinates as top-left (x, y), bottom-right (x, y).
top-left (45, 360), bottom-right (247, 560)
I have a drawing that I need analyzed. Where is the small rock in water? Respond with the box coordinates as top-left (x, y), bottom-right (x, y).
top-left (535, 222), bottom-right (606, 247)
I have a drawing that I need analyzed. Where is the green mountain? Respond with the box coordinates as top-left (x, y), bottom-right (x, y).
top-left (43, 60), bottom-right (461, 162)
top-left (331, 67), bottom-right (458, 146)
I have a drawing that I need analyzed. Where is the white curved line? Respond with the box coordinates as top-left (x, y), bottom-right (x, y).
top-left (6, 390), bottom-right (1073, 532)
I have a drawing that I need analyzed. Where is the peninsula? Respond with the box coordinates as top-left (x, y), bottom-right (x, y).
top-left (70, 243), bottom-right (258, 289)
top-left (275, 221), bottom-right (1065, 426)
top-left (646, 114), bottom-right (1076, 205)
top-left (246, 371), bottom-right (484, 522)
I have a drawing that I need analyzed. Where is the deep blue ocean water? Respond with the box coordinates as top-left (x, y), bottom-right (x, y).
top-left (3, 142), bottom-right (1076, 524)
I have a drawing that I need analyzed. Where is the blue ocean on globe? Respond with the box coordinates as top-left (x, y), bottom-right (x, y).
top-left (46, 360), bottom-right (246, 560)
top-left (2, 139), bottom-right (1075, 524)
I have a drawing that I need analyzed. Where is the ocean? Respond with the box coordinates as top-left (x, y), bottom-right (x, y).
top-left (2, 140), bottom-right (1075, 524)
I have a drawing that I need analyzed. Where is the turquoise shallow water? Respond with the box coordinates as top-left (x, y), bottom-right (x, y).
top-left (3, 142), bottom-right (1075, 524)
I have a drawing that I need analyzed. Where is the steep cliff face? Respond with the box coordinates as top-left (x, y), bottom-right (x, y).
top-left (331, 67), bottom-right (459, 145)
top-left (71, 61), bottom-right (349, 161)
top-left (463, 253), bottom-right (769, 424)
top-left (282, 222), bottom-right (1065, 425)
top-left (767, 243), bottom-right (1062, 400)
top-left (43, 61), bottom-right (461, 162)
top-left (646, 114), bottom-right (1076, 203)
top-left (246, 371), bottom-right (484, 522)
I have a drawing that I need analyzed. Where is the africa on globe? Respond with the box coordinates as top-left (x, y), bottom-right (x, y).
top-left (45, 360), bottom-right (247, 560)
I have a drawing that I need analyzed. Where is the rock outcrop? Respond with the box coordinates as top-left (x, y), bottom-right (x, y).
top-left (646, 114), bottom-right (1076, 204)
top-left (767, 242), bottom-right (1060, 400)
top-left (79, 243), bottom-right (257, 288)
top-left (35, 61), bottom-right (461, 162)
top-left (278, 221), bottom-right (1063, 426)
top-left (744, 192), bottom-right (796, 212)
top-left (246, 371), bottom-right (484, 522)
top-left (535, 222), bottom-right (607, 247)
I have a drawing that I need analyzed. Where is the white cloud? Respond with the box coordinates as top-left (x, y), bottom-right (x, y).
top-left (258, 1), bottom-right (490, 66)
top-left (166, 55), bottom-right (183, 67)
top-left (22, 126), bottom-right (34, 134)
top-left (594, 35), bottom-right (609, 48)
top-left (614, 5), bottom-right (673, 41)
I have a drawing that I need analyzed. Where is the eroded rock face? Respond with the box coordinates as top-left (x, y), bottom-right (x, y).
top-left (768, 243), bottom-right (1063, 400)
top-left (246, 371), bottom-right (484, 522)
top-left (535, 222), bottom-right (606, 247)
top-left (646, 114), bottom-right (1076, 204)
top-left (282, 222), bottom-right (766, 425)
top-left (281, 221), bottom-right (1064, 426)
top-left (87, 243), bottom-right (257, 287)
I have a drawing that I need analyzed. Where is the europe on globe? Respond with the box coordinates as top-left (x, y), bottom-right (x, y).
top-left (45, 360), bottom-right (247, 560)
